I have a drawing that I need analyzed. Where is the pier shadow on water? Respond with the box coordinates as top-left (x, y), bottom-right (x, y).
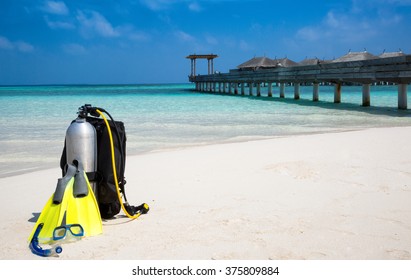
top-left (198, 91), bottom-right (411, 118)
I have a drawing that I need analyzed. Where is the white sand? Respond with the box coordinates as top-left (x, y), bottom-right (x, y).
top-left (1, 127), bottom-right (411, 260)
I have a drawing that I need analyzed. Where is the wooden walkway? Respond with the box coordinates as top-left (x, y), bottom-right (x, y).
top-left (188, 55), bottom-right (411, 109)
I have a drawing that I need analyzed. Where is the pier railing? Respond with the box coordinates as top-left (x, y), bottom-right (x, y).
top-left (189, 55), bottom-right (411, 109)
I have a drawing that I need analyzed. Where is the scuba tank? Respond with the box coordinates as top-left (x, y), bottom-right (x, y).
top-left (61, 104), bottom-right (149, 219)
top-left (65, 108), bottom-right (98, 199)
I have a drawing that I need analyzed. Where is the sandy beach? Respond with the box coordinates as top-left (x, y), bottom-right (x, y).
top-left (1, 126), bottom-right (411, 260)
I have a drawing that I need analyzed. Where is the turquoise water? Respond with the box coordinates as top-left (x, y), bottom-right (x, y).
top-left (1, 83), bottom-right (410, 177)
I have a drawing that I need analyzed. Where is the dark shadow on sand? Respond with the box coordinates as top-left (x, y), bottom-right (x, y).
top-left (29, 213), bottom-right (41, 223)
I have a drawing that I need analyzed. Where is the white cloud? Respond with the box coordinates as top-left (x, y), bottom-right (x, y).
top-left (286, 0), bottom-right (411, 59)
top-left (325, 11), bottom-right (340, 28)
top-left (239, 40), bottom-right (251, 51)
top-left (205, 35), bottom-right (218, 45)
top-left (140, 0), bottom-right (203, 11)
top-left (140, 0), bottom-right (171, 11)
top-left (44, 16), bottom-right (75, 30)
top-left (62, 43), bottom-right (86, 55)
top-left (296, 27), bottom-right (320, 42)
top-left (0, 36), bottom-right (34, 52)
top-left (295, 7), bottom-right (382, 46)
top-left (15, 41), bottom-right (35, 52)
top-left (77, 11), bottom-right (120, 38)
top-left (42, 1), bottom-right (69, 15)
top-left (0, 36), bottom-right (14, 50)
top-left (115, 24), bottom-right (151, 42)
top-left (175, 30), bottom-right (195, 42)
top-left (128, 31), bottom-right (150, 42)
top-left (188, 2), bottom-right (202, 12)
top-left (381, 0), bottom-right (411, 5)
top-left (380, 14), bottom-right (402, 25)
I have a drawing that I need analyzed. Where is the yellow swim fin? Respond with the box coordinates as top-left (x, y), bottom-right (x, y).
top-left (28, 164), bottom-right (77, 243)
top-left (66, 162), bottom-right (102, 237)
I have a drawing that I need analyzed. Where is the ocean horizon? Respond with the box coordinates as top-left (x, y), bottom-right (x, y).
top-left (1, 83), bottom-right (410, 178)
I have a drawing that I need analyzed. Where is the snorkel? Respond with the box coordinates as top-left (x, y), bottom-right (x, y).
top-left (29, 223), bottom-right (85, 257)
top-left (29, 223), bottom-right (62, 257)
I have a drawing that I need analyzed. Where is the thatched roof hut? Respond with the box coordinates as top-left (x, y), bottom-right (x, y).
top-left (332, 51), bottom-right (379, 62)
top-left (275, 57), bottom-right (299, 67)
top-left (237, 56), bottom-right (278, 70)
top-left (299, 58), bottom-right (322, 66)
top-left (379, 50), bottom-right (405, 58)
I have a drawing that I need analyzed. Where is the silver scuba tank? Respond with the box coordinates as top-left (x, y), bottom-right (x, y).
top-left (65, 117), bottom-right (98, 199)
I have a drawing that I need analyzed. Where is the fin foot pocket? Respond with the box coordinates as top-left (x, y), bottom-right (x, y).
top-left (73, 160), bottom-right (89, 198)
top-left (53, 164), bottom-right (77, 204)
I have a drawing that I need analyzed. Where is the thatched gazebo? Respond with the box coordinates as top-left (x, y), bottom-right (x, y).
top-left (237, 56), bottom-right (278, 70)
top-left (299, 57), bottom-right (322, 66)
top-left (379, 50), bottom-right (406, 58)
top-left (275, 57), bottom-right (299, 67)
top-left (332, 50), bottom-right (378, 62)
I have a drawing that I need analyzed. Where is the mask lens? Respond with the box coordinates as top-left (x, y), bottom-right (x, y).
top-left (68, 224), bottom-right (84, 237)
top-left (53, 226), bottom-right (67, 241)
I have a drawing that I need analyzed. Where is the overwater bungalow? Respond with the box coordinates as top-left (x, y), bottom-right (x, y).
top-left (332, 50), bottom-right (379, 62)
top-left (237, 56), bottom-right (278, 70)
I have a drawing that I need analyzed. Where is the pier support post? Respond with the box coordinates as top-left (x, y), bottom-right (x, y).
top-left (268, 82), bottom-right (272, 97)
top-left (223, 82), bottom-right (227, 93)
top-left (234, 83), bottom-right (238, 95)
top-left (334, 83), bottom-right (341, 103)
top-left (280, 83), bottom-right (285, 98)
top-left (294, 83), bottom-right (300, 100)
top-left (313, 83), bottom-right (319, 101)
top-left (362, 83), bottom-right (371, 107)
top-left (218, 82), bottom-right (222, 93)
top-left (249, 83), bottom-right (253, 96)
top-left (398, 84), bottom-right (408, 110)
top-left (189, 58), bottom-right (196, 77)
top-left (241, 83), bottom-right (245, 95)
top-left (257, 83), bottom-right (261, 97)
top-left (228, 83), bottom-right (232, 94)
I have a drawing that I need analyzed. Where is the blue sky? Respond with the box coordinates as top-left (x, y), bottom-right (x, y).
top-left (1, 0), bottom-right (411, 85)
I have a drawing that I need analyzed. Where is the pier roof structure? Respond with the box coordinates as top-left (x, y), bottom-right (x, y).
top-left (189, 54), bottom-right (411, 85)
top-left (332, 51), bottom-right (379, 63)
top-left (379, 51), bottom-right (405, 58)
top-left (186, 54), bottom-right (218, 77)
top-left (237, 56), bottom-right (278, 70)
top-left (186, 54), bottom-right (218, 59)
top-left (188, 54), bottom-right (411, 109)
top-left (276, 57), bottom-right (299, 67)
top-left (299, 58), bottom-right (322, 66)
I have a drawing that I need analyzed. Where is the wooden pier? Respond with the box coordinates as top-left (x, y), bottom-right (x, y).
top-left (187, 54), bottom-right (411, 109)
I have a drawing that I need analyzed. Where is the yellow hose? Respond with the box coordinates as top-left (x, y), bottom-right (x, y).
top-left (96, 109), bottom-right (142, 219)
